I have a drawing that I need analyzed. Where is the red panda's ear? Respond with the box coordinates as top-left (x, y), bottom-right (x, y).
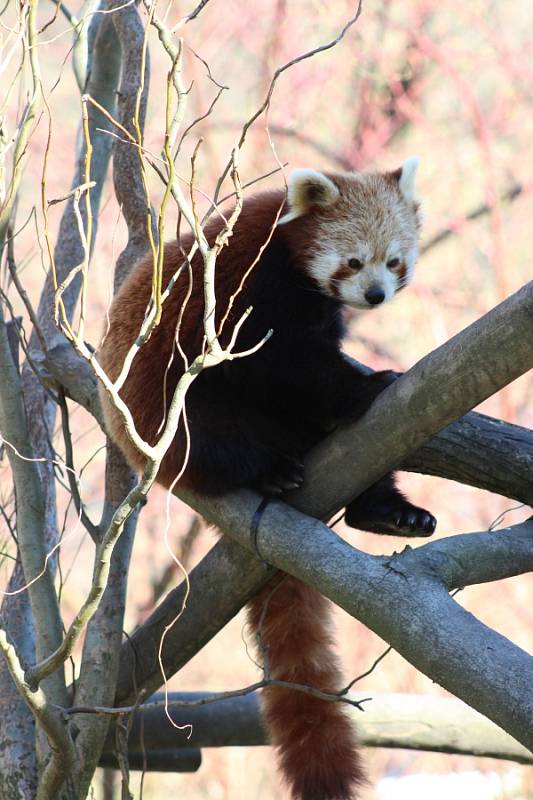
top-left (392, 156), bottom-right (419, 203)
top-left (278, 169), bottom-right (340, 225)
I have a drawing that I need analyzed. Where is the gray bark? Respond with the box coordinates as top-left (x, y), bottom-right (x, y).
top-left (402, 410), bottom-right (533, 504)
top-left (181, 489), bottom-right (533, 750)
top-left (62, 2), bottom-right (152, 796)
top-left (0, 564), bottom-right (37, 800)
top-left (115, 536), bottom-right (275, 705)
top-left (0, 5), bottom-right (122, 798)
top-left (105, 691), bottom-right (533, 763)
top-left (99, 749), bottom-right (202, 773)
top-left (0, 302), bottom-right (66, 706)
top-left (114, 285), bottom-right (533, 752)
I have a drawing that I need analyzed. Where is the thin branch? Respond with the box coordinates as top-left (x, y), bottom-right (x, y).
top-left (421, 182), bottom-right (525, 255)
top-left (57, 388), bottom-right (100, 541)
top-left (67, 675), bottom-right (368, 717)
top-left (211, 1), bottom-right (363, 207)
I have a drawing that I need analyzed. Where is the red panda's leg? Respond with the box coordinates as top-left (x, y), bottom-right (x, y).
top-left (164, 398), bottom-right (306, 496)
top-left (344, 473), bottom-right (437, 536)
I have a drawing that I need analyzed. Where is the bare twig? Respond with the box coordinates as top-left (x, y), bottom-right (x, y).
top-left (66, 675), bottom-right (368, 718)
top-left (421, 182), bottom-right (525, 255)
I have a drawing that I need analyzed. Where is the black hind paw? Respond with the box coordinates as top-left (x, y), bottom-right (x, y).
top-left (345, 501), bottom-right (437, 537)
top-left (259, 456), bottom-right (305, 497)
top-left (391, 507), bottom-right (437, 536)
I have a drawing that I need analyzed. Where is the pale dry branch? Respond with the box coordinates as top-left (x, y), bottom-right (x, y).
top-left (0, 629), bottom-right (75, 800)
top-left (0, 0), bottom-right (40, 252)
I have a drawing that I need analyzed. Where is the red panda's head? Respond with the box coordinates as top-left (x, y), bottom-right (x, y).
top-left (278, 159), bottom-right (421, 309)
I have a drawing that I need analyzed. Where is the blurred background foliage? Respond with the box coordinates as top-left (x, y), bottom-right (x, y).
top-left (1, 0), bottom-right (532, 797)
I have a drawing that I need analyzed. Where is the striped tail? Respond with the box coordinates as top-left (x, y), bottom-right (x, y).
top-left (247, 575), bottom-right (364, 800)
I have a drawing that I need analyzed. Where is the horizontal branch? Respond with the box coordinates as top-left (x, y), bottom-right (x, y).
top-left (401, 410), bottom-right (533, 504)
top-left (103, 691), bottom-right (533, 764)
top-left (400, 520), bottom-right (533, 589)
top-left (99, 748), bottom-right (201, 773)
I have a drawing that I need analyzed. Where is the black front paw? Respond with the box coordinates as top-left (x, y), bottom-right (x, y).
top-left (259, 456), bottom-right (305, 497)
top-left (345, 500), bottom-right (437, 537)
top-left (343, 370), bottom-right (403, 421)
top-left (364, 369), bottom-right (402, 397)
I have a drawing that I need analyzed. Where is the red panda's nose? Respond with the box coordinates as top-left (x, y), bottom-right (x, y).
top-left (364, 285), bottom-right (385, 305)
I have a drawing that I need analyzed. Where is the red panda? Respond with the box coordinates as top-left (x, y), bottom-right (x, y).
top-left (99, 159), bottom-right (436, 800)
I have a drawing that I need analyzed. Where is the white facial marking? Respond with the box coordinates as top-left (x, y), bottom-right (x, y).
top-left (307, 247), bottom-right (341, 289)
top-left (339, 262), bottom-right (398, 308)
top-left (386, 240), bottom-right (401, 260)
top-left (308, 246), bottom-right (412, 309)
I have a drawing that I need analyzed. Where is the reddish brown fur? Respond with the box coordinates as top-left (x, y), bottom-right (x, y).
top-left (99, 191), bottom-right (292, 488)
top-left (395, 262), bottom-right (408, 289)
top-left (329, 263), bottom-right (356, 296)
top-left (247, 577), bottom-right (364, 799)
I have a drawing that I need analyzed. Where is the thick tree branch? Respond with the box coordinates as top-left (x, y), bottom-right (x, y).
top-left (160, 285), bottom-right (533, 750)
top-left (115, 284), bottom-right (533, 719)
top-left (177, 491), bottom-right (533, 750)
top-left (99, 748), bottom-right (201, 773)
top-left (398, 521), bottom-right (533, 588)
top-left (402, 410), bottom-right (533, 504)
top-left (115, 536), bottom-right (276, 705)
top-left (289, 280), bottom-right (533, 518)
top-left (0, 562), bottom-right (38, 798)
top-left (0, 302), bottom-right (67, 706)
top-left (104, 691), bottom-right (533, 764)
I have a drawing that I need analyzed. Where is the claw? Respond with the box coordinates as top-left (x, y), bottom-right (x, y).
top-left (346, 502), bottom-right (437, 538)
top-left (260, 455), bottom-right (306, 498)
top-left (394, 508), bottom-right (437, 537)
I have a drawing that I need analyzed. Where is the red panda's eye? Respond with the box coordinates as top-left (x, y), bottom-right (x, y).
top-left (348, 258), bottom-right (363, 270)
top-left (387, 257), bottom-right (400, 269)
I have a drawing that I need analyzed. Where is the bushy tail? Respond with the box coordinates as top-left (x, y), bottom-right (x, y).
top-left (247, 575), bottom-right (364, 800)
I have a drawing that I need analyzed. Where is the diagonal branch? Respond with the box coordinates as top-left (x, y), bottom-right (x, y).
top-left (115, 283), bottom-right (533, 710)
top-left (176, 495), bottom-right (533, 750)
top-left (288, 280), bottom-right (533, 518)
top-left (114, 282), bottom-right (533, 749)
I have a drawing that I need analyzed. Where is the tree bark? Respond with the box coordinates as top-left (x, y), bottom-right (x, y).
top-left (104, 691), bottom-right (533, 763)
